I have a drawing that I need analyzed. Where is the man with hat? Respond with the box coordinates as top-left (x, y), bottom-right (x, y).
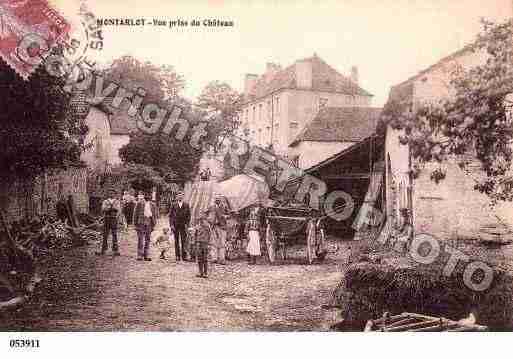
top-left (209, 195), bottom-right (228, 265)
top-left (133, 192), bottom-right (158, 261)
top-left (97, 188), bottom-right (121, 256)
top-left (169, 191), bottom-right (191, 262)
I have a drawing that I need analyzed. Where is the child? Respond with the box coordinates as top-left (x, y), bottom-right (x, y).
top-left (245, 206), bottom-right (261, 265)
top-left (153, 227), bottom-right (174, 260)
top-left (195, 213), bottom-right (212, 278)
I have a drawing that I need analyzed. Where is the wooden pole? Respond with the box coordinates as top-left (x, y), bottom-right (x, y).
top-left (0, 210), bottom-right (15, 248)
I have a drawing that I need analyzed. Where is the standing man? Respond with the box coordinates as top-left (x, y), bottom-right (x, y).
top-left (133, 192), bottom-right (158, 261)
top-left (97, 189), bottom-right (121, 256)
top-left (169, 192), bottom-right (190, 262)
top-left (209, 196), bottom-right (228, 265)
top-left (122, 190), bottom-right (135, 226)
top-left (55, 193), bottom-right (69, 224)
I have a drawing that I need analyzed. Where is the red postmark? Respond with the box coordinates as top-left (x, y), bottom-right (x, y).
top-left (0, 0), bottom-right (71, 79)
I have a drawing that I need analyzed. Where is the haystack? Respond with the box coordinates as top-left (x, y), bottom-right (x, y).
top-left (337, 261), bottom-right (513, 330)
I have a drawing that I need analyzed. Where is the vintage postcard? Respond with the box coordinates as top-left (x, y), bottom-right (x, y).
top-left (1, 0), bottom-right (513, 356)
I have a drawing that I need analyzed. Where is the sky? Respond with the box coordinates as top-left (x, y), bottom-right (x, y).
top-left (50, 0), bottom-right (512, 107)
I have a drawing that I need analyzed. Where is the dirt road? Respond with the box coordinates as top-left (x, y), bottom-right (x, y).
top-left (1, 219), bottom-right (347, 331)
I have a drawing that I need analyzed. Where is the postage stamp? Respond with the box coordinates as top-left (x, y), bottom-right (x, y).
top-left (0, 0), bottom-right (70, 79)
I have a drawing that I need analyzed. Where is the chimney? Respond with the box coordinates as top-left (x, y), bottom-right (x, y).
top-left (265, 62), bottom-right (281, 82)
top-left (244, 73), bottom-right (258, 96)
top-left (295, 60), bottom-right (312, 89)
top-left (350, 65), bottom-right (359, 84)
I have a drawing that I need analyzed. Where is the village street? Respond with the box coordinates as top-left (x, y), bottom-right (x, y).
top-left (1, 218), bottom-right (347, 331)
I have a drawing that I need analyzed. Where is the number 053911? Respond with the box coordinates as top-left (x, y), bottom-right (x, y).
top-left (9, 339), bottom-right (40, 348)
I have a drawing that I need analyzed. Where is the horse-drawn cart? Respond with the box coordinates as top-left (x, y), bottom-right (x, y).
top-left (264, 206), bottom-right (327, 264)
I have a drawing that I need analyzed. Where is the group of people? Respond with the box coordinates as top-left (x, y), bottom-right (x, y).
top-left (96, 190), bottom-right (158, 260)
top-left (97, 188), bottom-right (266, 279)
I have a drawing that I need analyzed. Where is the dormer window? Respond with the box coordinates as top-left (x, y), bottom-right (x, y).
top-left (319, 97), bottom-right (328, 110)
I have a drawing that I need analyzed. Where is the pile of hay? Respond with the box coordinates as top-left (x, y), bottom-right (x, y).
top-left (337, 262), bottom-right (513, 330)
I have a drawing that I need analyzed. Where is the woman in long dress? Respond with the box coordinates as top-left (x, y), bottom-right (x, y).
top-left (245, 206), bottom-right (261, 265)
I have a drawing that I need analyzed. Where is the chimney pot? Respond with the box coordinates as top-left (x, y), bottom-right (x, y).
top-left (350, 66), bottom-right (359, 84)
top-left (265, 62), bottom-right (281, 83)
top-left (244, 73), bottom-right (258, 96)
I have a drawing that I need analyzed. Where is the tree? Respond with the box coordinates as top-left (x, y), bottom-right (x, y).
top-left (110, 163), bottom-right (165, 194)
top-left (103, 55), bottom-right (185, 104)
top-left (196, 80), bottom-right (243, 148)
top-left (0, 58), bottom-right (89, 182)
top-left (383, 19), bottom-right (513, 203)
top-left (119, 129), bottom-right (203, 183)
top-left (102, 56), bottom-right (203, 182)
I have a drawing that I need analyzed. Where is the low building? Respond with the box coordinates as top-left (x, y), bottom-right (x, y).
top-left (283, 134), bottom-right (384, 237)
top-left (108, 111), bottom-right (133, 165)
top-left (289, 106), bottom-right (381, 169)
top-left (81, 105), bottom-right (113, 173)
top-left (384, 46), bottom-right (513, 242)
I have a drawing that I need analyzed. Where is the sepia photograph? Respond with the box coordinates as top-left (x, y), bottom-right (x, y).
top-left (1, 0), bottom-right (513, 356)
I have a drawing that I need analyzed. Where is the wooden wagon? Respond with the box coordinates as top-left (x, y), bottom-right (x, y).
top-left (264, 206), bottom-right (328, 264)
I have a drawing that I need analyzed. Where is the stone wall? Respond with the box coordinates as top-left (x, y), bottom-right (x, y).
top-left (385, 47), bottom-right (513, 240)
top-left (0, 167), bottom-right (88, 222)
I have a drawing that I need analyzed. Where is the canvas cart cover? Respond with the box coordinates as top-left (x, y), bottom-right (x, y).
top-left (215, 174), bottom-right (270, 212)
top-left (185, 180), bottom-right (224, 226)
top-left (184, 175), bottom-right (269, 226)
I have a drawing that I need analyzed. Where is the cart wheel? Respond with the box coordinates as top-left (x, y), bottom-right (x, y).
top-left (265, 224), bottom-right (275, 264)
top-left (306, 221), bottom-right (315, 264)
top-left (317, 250), bottom-right (327, 262)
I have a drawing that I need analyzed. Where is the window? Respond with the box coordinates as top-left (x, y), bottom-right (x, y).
top-left (252, 106), bottom-right (256, 121)
top-left (275, 96), bottom-right (280, 115)
top-left (319, 97), bottom-right (328, 110)
top-left (259, 103), bottom-right (263, 121)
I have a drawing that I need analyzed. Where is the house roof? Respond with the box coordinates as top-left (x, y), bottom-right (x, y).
top-left (245, 55), bottom-right (372, 103)
top-left (305, 134), bottom-right (376, 174)
top-left (384, 45), bottom-right (474, 109)
top-left (88, 93), bottom-right (139, 135)
top-left (290, 106), bottom-right (382, 146)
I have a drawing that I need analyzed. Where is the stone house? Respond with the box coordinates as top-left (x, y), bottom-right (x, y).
top-left (81, 105), bottom-right (113, 172)
top-left (108, 111), bottom-right (133, 165)
top-left (81, 97), bottom-right (136, 169)
top-left (289, 106), bottom-right (381, 169)
top-left (238, 54), bottom-right (373, 159)
top-left (384, 46), bottom-right (513, 242)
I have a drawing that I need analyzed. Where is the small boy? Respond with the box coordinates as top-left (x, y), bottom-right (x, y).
top-left (153, 227), bottom-right (173, 260)
top-left (195, 213), bottom-right (212, 278)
